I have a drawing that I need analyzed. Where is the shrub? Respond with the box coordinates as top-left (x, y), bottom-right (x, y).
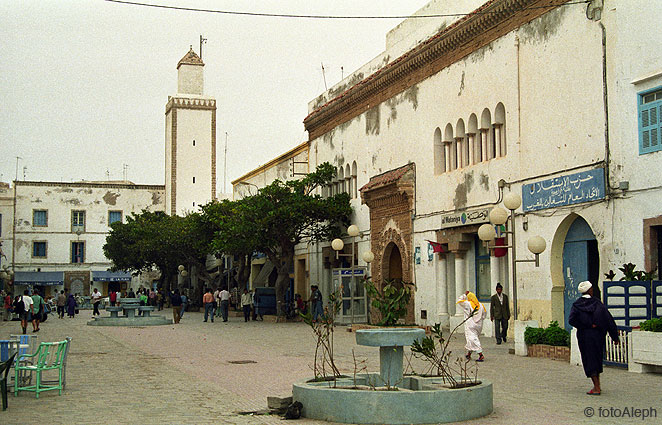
top-left (525, 321), bottom-right (570, 347)
top-left (524, 327), bottom-right (544, 345)
top-left (640, 317), bottom-right (662, 332)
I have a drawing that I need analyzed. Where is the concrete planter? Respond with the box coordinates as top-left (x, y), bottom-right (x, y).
top-left (293, 374), bottom-right (493, 424)
top-left (630, 330), bottom-right (662, 373)
top-left (526, 344), bottom-right (570, 362)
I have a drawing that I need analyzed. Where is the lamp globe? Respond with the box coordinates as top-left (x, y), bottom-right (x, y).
top-left (503, 192), bottom-right (522, 210)
top-left (489, 207), bottom-right (509, 225)
top-left (478, 223), bottom-right (496, 241)
top-left (362, 251), bottom-right (375, 264)
top-left (347, 225), bottom-right (360, 237)
top-left (527, 236), bottom-right (546, 254)
top-left (331, 238), bottom-right (344, 251)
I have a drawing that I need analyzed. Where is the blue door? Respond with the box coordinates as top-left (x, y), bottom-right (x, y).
top-left (563, 241), bottom-right (587, 330)
top-left (562, 217), bottom-right (598, 331)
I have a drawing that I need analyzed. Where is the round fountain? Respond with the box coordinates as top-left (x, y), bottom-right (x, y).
top-left (292, 327), bottom-right (493, 424)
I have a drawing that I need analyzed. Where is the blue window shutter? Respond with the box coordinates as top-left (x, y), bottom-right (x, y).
top-left (639, 91), bottom-right (662, 155)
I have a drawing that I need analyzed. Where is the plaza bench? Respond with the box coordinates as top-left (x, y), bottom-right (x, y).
top-left (138, 306), bottom-right (156, 317)
top-left (105, 306), bottom-right (123, 318)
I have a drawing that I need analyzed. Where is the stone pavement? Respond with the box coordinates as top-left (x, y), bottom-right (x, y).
top-left (1, 309), bottom-right (660, 425)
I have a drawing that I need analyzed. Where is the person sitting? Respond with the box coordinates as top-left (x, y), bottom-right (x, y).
top-left (295, 294), bottom-right (307, 315)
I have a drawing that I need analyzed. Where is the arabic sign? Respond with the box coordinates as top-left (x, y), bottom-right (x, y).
top-left (332, 268), bottom-right (366, 276)
top-left (440, 208), bottom-right (490, 229)
top-left (522, 168), bottom-right (605, 212)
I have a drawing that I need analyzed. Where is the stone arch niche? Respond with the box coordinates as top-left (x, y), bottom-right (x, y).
top-left (360, 163), bottom-right (416, 324)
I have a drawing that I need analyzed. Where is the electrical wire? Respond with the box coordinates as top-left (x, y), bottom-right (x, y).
top-left (104, 0), bottom-right (591, 20)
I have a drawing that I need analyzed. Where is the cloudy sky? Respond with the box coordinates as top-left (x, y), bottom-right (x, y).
top-left (0, 0), bottom-right (432, 192)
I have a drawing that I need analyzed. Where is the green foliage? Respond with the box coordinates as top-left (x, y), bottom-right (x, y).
top-left (525, 321), bottom-right (570, 347)
top-left (614, 263), bottom-right (657, 281)
top-left (524, 326), bottom-right (545, 345)
top-left (364, 279), bottom-right (412, 326)
top-left (639, 318), bottom-right (662, 332)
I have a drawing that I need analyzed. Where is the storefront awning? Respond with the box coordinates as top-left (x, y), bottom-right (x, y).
top-left (14, 271), bottom-right (64, 286)
top-left (92, 270), bottom-right (132, 282)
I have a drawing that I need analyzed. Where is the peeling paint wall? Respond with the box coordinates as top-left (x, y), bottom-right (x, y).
top-left (12, 182), bottom-right (165, 271)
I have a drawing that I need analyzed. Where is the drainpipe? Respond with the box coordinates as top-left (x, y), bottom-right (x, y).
top-left (599, 22), bottom-right (612, 194)
top-left (515, 35), bottom-right (521, 146)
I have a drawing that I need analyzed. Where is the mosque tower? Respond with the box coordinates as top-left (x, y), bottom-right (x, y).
top-left (165, 46), bottom-right (216, 215)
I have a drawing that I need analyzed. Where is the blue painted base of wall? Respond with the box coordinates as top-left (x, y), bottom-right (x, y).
top-left (293, 374), bottom-right (493, 424)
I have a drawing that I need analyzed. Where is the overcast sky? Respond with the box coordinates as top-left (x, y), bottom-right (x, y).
top-left (0, 0), bottom-right (432, 192)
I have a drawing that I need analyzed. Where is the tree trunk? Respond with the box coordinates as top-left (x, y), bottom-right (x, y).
top-left (235, 255), bottom-right (251, 290)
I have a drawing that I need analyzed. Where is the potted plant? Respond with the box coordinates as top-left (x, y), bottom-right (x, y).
top-left (524, 321), bottom-right (571, 361)
top-left (631, 318), bottom-right (662, 372)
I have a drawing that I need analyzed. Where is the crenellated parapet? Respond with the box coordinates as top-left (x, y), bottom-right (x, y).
top-left (165, 96), bottom-right (216, 114)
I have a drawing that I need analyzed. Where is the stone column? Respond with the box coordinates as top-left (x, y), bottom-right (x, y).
top-left (449, 252), bottom-right (467, 331)
top-left (436, 254), bottom-right (449, 327)
top-left (480, 129), bottom-right (488, 161)
top-left (490, 254), bottom-right (500, 291)
top-left (493, 125), bottom-right (501, 158)
top-left (443, 142), bottom-right (451, 172)
top-left (467, 133), bottom-right (475, 164)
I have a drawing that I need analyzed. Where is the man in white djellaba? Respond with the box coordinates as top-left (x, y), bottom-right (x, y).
top-left (457, 291), bottom-right (487, 362)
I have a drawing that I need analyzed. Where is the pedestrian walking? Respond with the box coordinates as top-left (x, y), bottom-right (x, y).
top-left (109, 289), bottom-right (117, 306)
top-left (203, 288), bottom-right (214, 322)
top-left (180, 291), bottom-right (188, 318)
top-left (2, 290), bottom-right (12, 321)
top-left (490, 283), bottom-right (510, 344)
top-left (309, 285), bottom-right (323, 322)
top-left (31, 288), bottom-right (44, 332)
top-left (213, 287), bottom-right (221, 318)
top-left (457, 291), bottom-right (487, 362)
top-left (91, 288), bottom-right (102, 316)
top-left (219, 286), bottom-right (230, 322)
top-left (56, 290), bottom-right (67, 318)
top-left (67, 294), bottom-right (78, 318)
top-left (17, 290), bottom-right (33, 334)
top-left (241, 288), bottom-right (252, 322)
top-left (569, 280), bottom-right (619, 396)
top-left (170, 289), bottom-right (182, 324)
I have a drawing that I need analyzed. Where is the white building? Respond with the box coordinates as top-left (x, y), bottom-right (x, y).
top-left (236, 0), bottom-right (662, 329)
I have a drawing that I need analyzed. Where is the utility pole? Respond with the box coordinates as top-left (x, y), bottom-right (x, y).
top-left (11, 156), bottom-right (21, 274)
top-left (224, 132), bottom-right (228, 194)
top-left (200, 35), bottom-right (207, 60)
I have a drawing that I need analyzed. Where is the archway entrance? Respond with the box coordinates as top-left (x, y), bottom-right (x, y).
top-left (384, 242), bottom-right (404, 288)
top-left (562, 216), bottom-right (599, 330)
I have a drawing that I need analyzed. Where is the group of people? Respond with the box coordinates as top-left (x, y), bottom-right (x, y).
top-left (1, 288), bottom-right (73, 334)
top-left (202, 286), bottom-right (232, 322)
top-left (457, 280), bottom-right (618, 396)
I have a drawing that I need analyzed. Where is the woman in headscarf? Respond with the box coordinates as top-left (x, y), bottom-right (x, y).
top-left (569, 280), bottom-right (619, 395)
top-left (67, 293), bottom-right (78, 318)
top-left (457, 291), bottom-right (487, 362)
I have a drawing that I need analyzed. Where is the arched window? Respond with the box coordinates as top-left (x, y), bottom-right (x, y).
top-left (345, 164), bottom-right (351, 196)
top-left (338, 167), bottom-right (345, 193)
top-left (494, 103), bottom-right (506, 157)
top-left (480, 108), bottom-right (493, 160)
top-left (433, 127), bottom-right (445, 174)
top-left (456, 118), bottom-right (468, 168)
top-left (351, 161), bottom-right (357, 199)
top-left (444, 123), bottom-right (455, 170)
top-left (468, 113), bottom-right (479, 164)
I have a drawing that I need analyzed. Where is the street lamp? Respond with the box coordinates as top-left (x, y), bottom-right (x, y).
top-left (477, 191), bottom-right (546, 320)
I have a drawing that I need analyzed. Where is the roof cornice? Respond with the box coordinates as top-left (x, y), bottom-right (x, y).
top-left (304, 0), bottom-right (569, 140)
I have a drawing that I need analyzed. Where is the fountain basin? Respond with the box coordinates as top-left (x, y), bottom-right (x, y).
top-left (293, 374), bottom-right (493, 424)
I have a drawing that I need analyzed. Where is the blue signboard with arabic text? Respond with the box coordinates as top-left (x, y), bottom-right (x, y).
top-left (522, 168), bottom-right (605, 212)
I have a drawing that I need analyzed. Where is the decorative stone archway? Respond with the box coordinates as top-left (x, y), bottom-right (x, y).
top-left (360, 163), bottom-right (415, 324)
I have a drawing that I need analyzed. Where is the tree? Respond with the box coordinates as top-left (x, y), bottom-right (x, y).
top-left (103, 210), bottom-right (217, 304)
top-left (212, 163), bottom-right (352, 316)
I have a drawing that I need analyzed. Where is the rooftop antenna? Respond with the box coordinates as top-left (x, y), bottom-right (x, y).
top-left (22, 166), bottom-right (27, 181)
top-left (341, 66), bottom-right (344, 81)
top-left (106, 169), bottom-right (110, 181)
top-left (321, 63), bottom-right (328, 90)
top-left (123, 164), bottom-right (128, 182)
top-left (200, 34), bottom-right (207, 60)
top-left (224, 132), bottom-right (228, 194)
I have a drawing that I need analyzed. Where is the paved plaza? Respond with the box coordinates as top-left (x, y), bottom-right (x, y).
top-left (1, 309), bottom-right (660, 425)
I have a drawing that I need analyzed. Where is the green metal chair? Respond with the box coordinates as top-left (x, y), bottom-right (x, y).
top-left (1, 353), bottom-right (17, 410)
top-left (14, 340), bottom-right (68, 399)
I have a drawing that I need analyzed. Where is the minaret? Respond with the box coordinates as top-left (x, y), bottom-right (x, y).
top-left (165, 46), bottom-right (217, 215)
